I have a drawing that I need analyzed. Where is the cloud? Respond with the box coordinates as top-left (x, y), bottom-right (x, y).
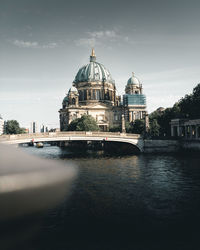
top-left (75, 29), bottom-right (119, 47)
top-left (75, 29), bottom-right (136, 47)
top-left (13, 40), bottom-right (38, 48)
top-left (88, 30), bottom-right (117, 39)
top-left (12, 40), bottom-right (58, 49)
top-left (75, 37), bottom-right (96, 47)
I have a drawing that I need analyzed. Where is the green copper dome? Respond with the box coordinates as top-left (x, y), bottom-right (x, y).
top-left (62, 96), bottom-right (68, 103)
top-left (73, 49), bottom-right (115, 84)
top-left (62, 95), bottom-right (69, 108)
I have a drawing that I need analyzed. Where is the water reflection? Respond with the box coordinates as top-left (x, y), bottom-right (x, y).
top-left (4, 146), bottom-right (200, 249)
top-left (0, 145), bottom-right (77, 250)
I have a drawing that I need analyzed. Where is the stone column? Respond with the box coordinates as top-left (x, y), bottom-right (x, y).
top-left (179, 126), bottom-right (182, 137)
top-left (177, 124), bottom-right (180, 137)
top-left (145, 113), bottom-right (150, 133)
top-left (112, 91), bottom-right (114, 102)
top-left (102, 82), bottom-right (105, 100)
top-left (129, 112), bottom-right (132, 122)
top-left (189, 125), bottom-right (193, 139)
top-left (121, 114), bottom-right (126, 133)
top-left (184, 126), bottom-right (187, 138)
top-left (195, 125), bottom-right (198, 139)
top-left (133, 112), bottom-right (136, 121)
top-left (171, 126), bottom-right (174, 137)
top-left (86, 90), bottom-right (89, 100)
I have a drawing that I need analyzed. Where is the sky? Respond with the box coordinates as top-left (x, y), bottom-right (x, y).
top-left (0, 0), bottom-right (200, 128)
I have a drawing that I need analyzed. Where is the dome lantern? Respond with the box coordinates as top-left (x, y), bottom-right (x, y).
top-left (90, 48), bottom-right (96, 62)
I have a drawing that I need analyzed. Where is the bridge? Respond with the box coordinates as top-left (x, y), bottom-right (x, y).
top-left (0, 131), bottom-right (144, 152)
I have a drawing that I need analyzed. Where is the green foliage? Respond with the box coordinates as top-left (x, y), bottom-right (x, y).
top-left (149, 105), bottom-right (180, 137)
top-left (4, 120), bottom-right (26, 134)
top-left (126, 119), bottom-right (145, 134)
top-left (149, 83), bottom-right (200, 137)
top-left (131, 119), bottom-right (145, 134)
top-left (125, 121), bottom-right (132, 133)
top-left (149, 119), bottom-right (160, 137)
top-left (149, 106), bottom-right (178, 136)
top-left (178, 83), bottom-right (200, 119)
top-left (67, 114), bottom-right (99, 131)
top-left (109, 125), bottom-right (121, 132)
top-left (20, 127), bottom-right (27, 134)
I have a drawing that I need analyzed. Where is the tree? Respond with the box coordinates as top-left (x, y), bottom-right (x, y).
top-left (109, 125), bottom-right (121, 132)
top-left (131, 119), bottom-right (145, 134)
top-left (20, 127), bottom-right (26, 134)
top-left (149, 103), bottom-right (182, 137)
top-left (67, 114), bottom-right (99, 131)
top-left (178, 83), bottom-right (200, 119)
top-left (148, 83), bottom-right (200, 137)
top-left (126, 119), bottom-right (145, 134)
top-left (149, 119), bottom-right (160, 137)
top-left (4, 120), bottom-right (26, 134)
top-left (125, 121), bottom-right (132, 133)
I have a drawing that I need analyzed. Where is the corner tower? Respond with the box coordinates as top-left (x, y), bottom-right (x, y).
top-left (123, 73), bottom-right (147, 122)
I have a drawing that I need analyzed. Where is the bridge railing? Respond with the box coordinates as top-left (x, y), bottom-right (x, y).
top-left (0, 131), bottom-right (141, 142)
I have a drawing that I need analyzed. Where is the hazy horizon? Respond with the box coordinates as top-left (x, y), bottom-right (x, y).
top-left (1, 0), bottom-right (200, 128)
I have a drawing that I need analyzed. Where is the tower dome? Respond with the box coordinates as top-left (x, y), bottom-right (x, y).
top-left (62, 95), bottom-right (68, 103)
top-left (62, 95), bottom-right (68, 108)
top-left (125, 72), bottom-right (143, 95)
top-left (127, 72), bottom-right (140, 85)
top-left (73, 49), bottom-right (115, 84)
top-left (68, 86), bottom-right (78, 93)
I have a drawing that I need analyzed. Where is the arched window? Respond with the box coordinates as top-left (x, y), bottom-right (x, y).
top-left (72, 98), bottom-right (76, 105)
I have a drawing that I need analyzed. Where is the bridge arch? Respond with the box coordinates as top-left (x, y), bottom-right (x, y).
top-left (0, 132), bottom-right (144, 153)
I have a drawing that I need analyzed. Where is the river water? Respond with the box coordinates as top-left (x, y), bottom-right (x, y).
top-left (7, 146), bottom-right (200, 249)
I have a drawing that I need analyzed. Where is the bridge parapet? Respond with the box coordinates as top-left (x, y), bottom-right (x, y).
top-left (0, 131), bottom-right (141, 142)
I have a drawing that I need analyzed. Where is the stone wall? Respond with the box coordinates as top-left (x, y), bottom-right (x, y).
top-left (181, 139), bottom-right (200, 151)
top-left (144, 139), bottom-right (200, 153)
top-left (144, 140), bottom-right (179, 153)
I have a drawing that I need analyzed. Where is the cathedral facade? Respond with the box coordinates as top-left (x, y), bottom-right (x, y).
top-left (59, 49), bottom-right (147, 131)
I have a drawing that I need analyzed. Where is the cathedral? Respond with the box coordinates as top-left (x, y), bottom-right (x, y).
top-left (59, 49), bottom-right (147, 131)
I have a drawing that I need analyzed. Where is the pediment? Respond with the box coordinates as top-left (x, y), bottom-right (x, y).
top-left (88, 103), bottom-right (110, 109)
